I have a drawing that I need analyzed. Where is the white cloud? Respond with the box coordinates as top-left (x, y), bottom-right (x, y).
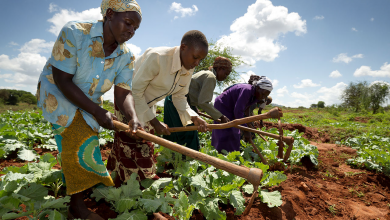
top-left (293, 79), bottom-right (320, 88)
top-left (369, 81), bottom-right (390, 87)
top-left (19, 39), bottom-right (54, 54)
top-left (126, 43), bottom-right (142, 58)
top-left (9, 41), bottom-right (18, 46)
top-left (47, 7), bottom-right (101, 35)
top-left (0, 38), bottom-right (52, 87)
top-left (370, 18), bottom-right (374, 22)
top-left (0, 74), bottom-right (12, 79)
top-left (272, 79), bottom-right (279, 87)
top-left (169, 2), bottom-right (198, 19)
top-left (103, 87), bottom-right (114, 103)
top-left (282, 82), bottom-right (347, 107)
top-left (238, 71), bottom-right (255, 83)
top-left (354, 62), bottom-right (390, 78)
top-left (329, 70), bottom-right (342, 78)
top-left (276, 86), bottom-right (288, 97)
top-left (0, 53), bottom-right (47, 77)
top-left (352, 27), bottom-right (358, 32)
top-left (0, 86), bottom-right (20, 90)
top-left (237, 71), bottom-right (278, 87)
top-left (217, 0), bottom-right (306, 64)
top-left (313, 15), bottom-right (324, 20)
top-left (332, 53), bottom-right (363, 64)
top-left (4, 73), bottom-right (40, 86)
top-left (317, 82), bottom-right (348, 105)
top-left (49, 3), bottom-right (59, 13)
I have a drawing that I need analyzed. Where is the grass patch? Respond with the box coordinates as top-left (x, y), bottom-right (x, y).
top-left (264, 108), bottom-right (390, 143)
top-left (0, 102), bottom-right (38, 114)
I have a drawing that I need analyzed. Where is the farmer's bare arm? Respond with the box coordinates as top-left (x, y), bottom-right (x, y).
top-left (114, 86), bottom-right (143, 139)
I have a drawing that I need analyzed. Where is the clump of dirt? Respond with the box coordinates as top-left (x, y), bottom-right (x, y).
top-left (354, 117), bottom-right (369, 123)
top-left (100, 142), bottom-right (113, 161)
top-left (264, 122), bottom-right (331, 143)
top-left (34, 147), bottom-right (59, 157)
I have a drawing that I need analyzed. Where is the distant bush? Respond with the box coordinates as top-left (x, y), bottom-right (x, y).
top-left (20, 93), bottom-right (37, 104)
top-left (317, 101), bottom-right (325, 108)
top-left (0, 89), bottom-right (36, 105)
top-left (7, 94), bottom-right (19, 105)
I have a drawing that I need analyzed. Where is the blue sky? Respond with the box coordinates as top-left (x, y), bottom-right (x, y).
top-left (0, 0), bottom-right (389, 107)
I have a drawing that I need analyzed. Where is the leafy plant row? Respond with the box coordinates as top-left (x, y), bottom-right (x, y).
top-left (0, 154), bottom-right (68, 219)
top-left (0, 110), bottom-right (113, 162)
top-left (0, 110), bottom-right (319, 220)
top-left (91, 129), bottom-right (318, 219)
top-left (343, 133), bottom-right (390, 175)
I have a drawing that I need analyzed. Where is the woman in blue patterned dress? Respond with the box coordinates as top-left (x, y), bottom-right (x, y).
top-left (36, 1), bottom-right (142, 219)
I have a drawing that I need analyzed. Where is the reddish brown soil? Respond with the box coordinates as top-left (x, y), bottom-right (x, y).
top-left (4, 139), bottom-right (390, 220)
top-left (264, 122), bottom-right (331, 143)
top-left (238, 142), bottom-right (390, 220)
top-left (354, 117), bottom-right (369, 123)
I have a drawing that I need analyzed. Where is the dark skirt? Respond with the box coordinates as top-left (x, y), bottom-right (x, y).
top-left (162, 95), bottom-right (199, 151)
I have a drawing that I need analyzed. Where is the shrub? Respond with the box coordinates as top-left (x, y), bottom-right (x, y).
top-left (20, 93), bottom-right (37, 104)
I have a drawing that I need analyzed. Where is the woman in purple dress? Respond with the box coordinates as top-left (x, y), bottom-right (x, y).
top-left (211, 77), bottom-right (273, 152)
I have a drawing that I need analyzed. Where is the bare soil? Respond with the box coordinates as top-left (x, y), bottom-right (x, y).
top-left (3, 136), bottom-right (390, 220)
top-left (264, 122), bottom-right (331, 143)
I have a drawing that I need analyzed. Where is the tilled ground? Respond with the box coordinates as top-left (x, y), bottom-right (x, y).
top-left (2, 124), bottom-right (390, 220)
top-left (239, 142), bottom-right (390, 220)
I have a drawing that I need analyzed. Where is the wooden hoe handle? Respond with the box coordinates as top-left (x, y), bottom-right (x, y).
top-left (113, 121), bottom-right (263, 186)
top-left (197, 112), bottom-right (269, 143)
top-left (168, 107), bottom-right (282, 132)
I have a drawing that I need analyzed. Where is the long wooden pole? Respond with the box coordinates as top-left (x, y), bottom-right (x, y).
top-left (197, 112), bottom-right (269, 143)
top-left (168, 107), bottom-right (282, 133)
top-left (113, 121), bottom-right (263, 186)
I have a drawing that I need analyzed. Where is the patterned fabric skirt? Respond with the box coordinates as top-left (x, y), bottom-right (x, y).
top-left (107, 102), bottom-right (158, 182)
top-left (52, 110), bottom-right (114, 195)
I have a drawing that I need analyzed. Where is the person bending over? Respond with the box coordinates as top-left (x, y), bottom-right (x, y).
top-left (163, 56), bottom-right (232, 151)
top-left (107, 30), bottom-right (209, 183)
top-left (36, 0), bottom-right (142, 219)
top-left (211, 77), bottom-right (273, 153)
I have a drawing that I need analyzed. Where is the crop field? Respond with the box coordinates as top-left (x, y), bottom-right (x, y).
top-left (1, 104), bottom-right (390, 220)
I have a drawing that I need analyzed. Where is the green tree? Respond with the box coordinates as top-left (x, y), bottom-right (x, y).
top-left (20, 93), bottom-right (37, 104)
top-left (341, 81), bottom-right (370, 112)
top-left (317, 101), bottom-right (325, 108)
top-left (7, 94), bottom-right (19, 105)
top-left (195, 40), bottom-right (246, 91)
top-left (369, 82), bottom-right (390, 114)
top-left (0, 89), bottom-right (10, 103)
top-left (310, 104), bottom-right (317, 108)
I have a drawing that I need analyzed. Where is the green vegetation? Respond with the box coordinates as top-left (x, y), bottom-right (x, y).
top-left (0, 108), bottom-right (318, 219)
top-left (0, 110), bottom-right (55, 161)
top-left (1, 102), bottom-right (389, 219)
top-left (344, 133), bottom-right (390, 176)
top-left (0, 154), bottom-right (69, 219)
top-left (195, 40), bottom-right (246, 91)
top-left (265, 106), bottom-right (390, 143)
top-left (317, 101), bottom-right (325, 108)
top-left (0, 89), bottom-right (37, 106)
top-left (328, 204), bottom-right (337, 216)
top-left (341, 81), bottom-right (390, 114)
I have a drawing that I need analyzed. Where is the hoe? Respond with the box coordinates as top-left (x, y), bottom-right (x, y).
top-left (113, 107), bottom-right (292, 215)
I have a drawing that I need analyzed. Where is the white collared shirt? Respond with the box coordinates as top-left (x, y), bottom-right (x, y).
top-left (132, 46), bottom-right (198, 125)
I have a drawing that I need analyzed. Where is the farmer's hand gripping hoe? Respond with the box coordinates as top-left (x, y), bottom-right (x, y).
top-left (113, 107), bottom-right (291, 215)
